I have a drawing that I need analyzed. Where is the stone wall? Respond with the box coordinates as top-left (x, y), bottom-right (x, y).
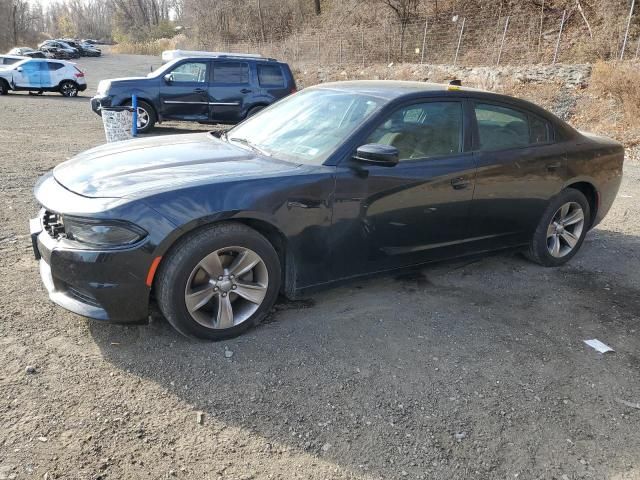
top-left (295, 63), bottom-right (592, 90)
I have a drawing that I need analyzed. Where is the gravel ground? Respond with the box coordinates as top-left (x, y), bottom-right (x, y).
top-left (1, 52), bottom-right (640, 480)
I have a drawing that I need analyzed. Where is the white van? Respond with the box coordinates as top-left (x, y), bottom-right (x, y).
top-left (161, 49), bottom-right (263, 64)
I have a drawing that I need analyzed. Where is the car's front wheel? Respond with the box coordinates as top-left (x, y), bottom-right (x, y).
top-left (526, 188), bottom-right (590, 266)
top-left (156, 222), bottom-right (281, 340)
top-left (126, 100), bottom-right (156, 134)
top-left (59, 80), bottom-right (79, 97)
top-left (0, 79), bottom-right (8, 95)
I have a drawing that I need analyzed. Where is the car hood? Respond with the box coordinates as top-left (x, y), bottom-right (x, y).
top-left (53, 133), bottom-right (301, 199)
top-left (109, 76), bottom-right (152, 84)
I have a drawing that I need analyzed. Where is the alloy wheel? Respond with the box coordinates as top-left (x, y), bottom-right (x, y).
top-left (184, 246), bottom-right (269, 329)
top-left (546, 201), bottom-right (585, 258)
top-left (136, 107), bottom-right (149, 129)
top-left (61, 82), bottom-right (77, 97)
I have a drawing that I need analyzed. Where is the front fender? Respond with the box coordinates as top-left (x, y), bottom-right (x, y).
top-left (113, 90), bottom-right (158, 110)
top-left (149, 209), bottom-right (285, 256)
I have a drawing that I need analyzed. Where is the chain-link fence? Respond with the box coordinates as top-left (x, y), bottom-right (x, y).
top-left (207, 7), bottom-right (639, 68)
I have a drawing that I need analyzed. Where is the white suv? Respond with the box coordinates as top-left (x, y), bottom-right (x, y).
top-left (0, 58), bottom-right (87, 97)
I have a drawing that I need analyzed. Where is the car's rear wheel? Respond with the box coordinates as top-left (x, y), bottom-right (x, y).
top-left (156, 222), bottom-right (281, 340)
top-left (59, 80), bottom-right (78, 97)
top-left (526, 188), bottom-right (590, 266)
top-left (246, 105), bottom-right (265, 118)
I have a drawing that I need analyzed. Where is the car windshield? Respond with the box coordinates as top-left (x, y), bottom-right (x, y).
top-left (226, 89), bottom-right (387, 165)
top-left (148, 59), bottom-right (181, 77)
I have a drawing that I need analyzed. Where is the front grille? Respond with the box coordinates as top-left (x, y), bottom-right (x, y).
top-left (42, 210), bottom-right (65, 239)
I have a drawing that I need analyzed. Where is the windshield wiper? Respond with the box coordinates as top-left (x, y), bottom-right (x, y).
top-left (229, 137), bottom-right (271, 157)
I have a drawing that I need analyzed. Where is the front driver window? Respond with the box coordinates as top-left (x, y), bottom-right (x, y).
top-left (19, 61), bottom-right (38, 72)
top-left (170, 61), bottom-right (207, 83)
top-left (366, 102), bottom-right (463, 160)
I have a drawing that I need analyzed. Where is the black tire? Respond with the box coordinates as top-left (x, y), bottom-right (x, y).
top-left (525, 188), bottom-right (590, 267)
top-left (156, 222), bottom-right (281, 340)
top-left (126, 100), bottom-right (156, 134)
top-left (246, 105), bottom-right (265, 118)
top-left (0, 79), bottom-right (8, 95)
top-left (59, 80), bottom-right (79, 97)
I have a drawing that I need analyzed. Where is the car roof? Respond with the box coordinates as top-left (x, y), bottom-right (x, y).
top-left (313, 80), bottom-right (568, 123)
top-left (176, 55), bottom-right (283, 64)
top-left (313, 80), bottom-right (499, 99)
top-left (13, 58), bottom-right (73, 66)
top-left (1, 54), bottom-right (27, 59)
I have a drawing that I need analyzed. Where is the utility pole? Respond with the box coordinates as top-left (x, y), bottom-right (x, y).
top-left (553, 10), bottom-right (566, 64)
top-left (257, 0), bottom-right (266, 43)
top-left (620, 0), bottom-right (636, 60)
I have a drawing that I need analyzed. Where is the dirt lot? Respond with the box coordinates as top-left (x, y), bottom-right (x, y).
top-left (1, 52), bottom-right (640, 480)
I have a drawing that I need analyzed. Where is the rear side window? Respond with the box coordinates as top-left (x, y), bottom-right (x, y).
top-left (475, 104), bottom-right (529, 151)
top-left (257, 64), bottom-right (284, 87)
top-left (475, 103), bottom-right (552, 151)
top-left (46, 62), bottom-right (64, 71)
top-left (212, 62), bottom-right (249, 84)
top-left (529, 115), bottom-right (551, 144)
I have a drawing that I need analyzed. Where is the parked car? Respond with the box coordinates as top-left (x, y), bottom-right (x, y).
top-left (39, 45), bottom-right (71, 59)
top-left (31, 81), bottom-right (623, 340)
top-left (0, 58), bottom-right (86, 96)
top-left (79, 42), bottom-right (101, 57)
top-left (0, 54), bottom-right (26, 65)
top-left (60, 39), bottom-right (83, 54)
top-left (7, 48), bottom-right (46, 58)
top-left (90, 53), bottom-right (296, 133)
top-left (60, 39), bottom-right (100, 57)
top-left (38, 40), bottom-right (79, 59)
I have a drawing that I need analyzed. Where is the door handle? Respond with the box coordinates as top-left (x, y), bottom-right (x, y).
top-left (193, 88), bottom-right (207, 93)
top-left (450, 177), bottom-right (470, 190)
top-left (546, 161), bottom-right (561, 171)
top-left (240, 88), bottom-right (252, 94)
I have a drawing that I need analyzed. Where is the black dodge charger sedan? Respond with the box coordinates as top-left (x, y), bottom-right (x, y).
top-left (31, 81), bottom-right (624, 340)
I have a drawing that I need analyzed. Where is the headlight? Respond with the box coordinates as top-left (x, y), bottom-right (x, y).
top-left (63, 216), bottom-right (146, 247)
top-left (96, 80), bottom-right (111, 96)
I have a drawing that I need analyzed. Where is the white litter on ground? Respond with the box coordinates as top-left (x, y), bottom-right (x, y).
top-left (584, 339), bottom-right (615, 354)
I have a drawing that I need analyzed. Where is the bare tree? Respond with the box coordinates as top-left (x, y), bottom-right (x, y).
top-left (381, 0), bottom-right (420, 60)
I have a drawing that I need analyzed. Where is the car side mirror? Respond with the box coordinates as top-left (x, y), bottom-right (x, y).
top-left (16, 66), bottom-right (23, 72)
top-left (354, 144), bottom-right (399, 167)
top-left (163, 73), bottom-right (173, 84)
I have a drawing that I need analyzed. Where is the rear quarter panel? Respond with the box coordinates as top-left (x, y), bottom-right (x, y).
top-left (566, 133), bottom-right (624, 227)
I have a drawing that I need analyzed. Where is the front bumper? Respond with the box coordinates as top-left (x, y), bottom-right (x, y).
top-left (30, 212), bottom-right (151, 323)
top-left (90, 94), bottom-right (113, 115)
